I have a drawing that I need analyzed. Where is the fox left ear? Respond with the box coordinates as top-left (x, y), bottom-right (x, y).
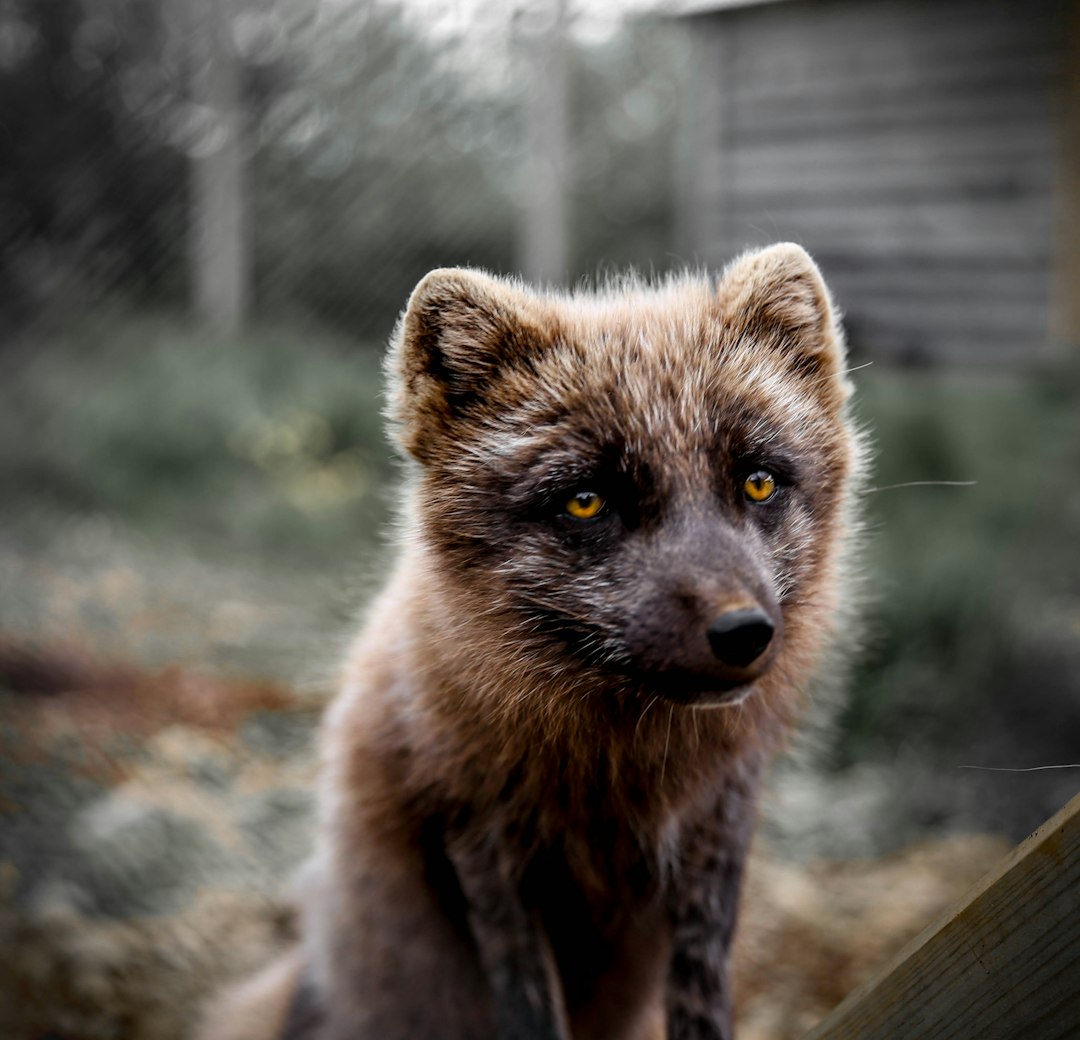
top-left (387, 268), bottom-right (550, 463)
top-left (718, 243), bottom-right (851, 398)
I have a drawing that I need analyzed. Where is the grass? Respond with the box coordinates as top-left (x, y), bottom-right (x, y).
top-left (0, 307), bottom-right (397, 565)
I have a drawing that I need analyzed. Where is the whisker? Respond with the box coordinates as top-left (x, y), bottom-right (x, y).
top-left (635, 695), bottom-right (659, 742)
top-left (958, 764), bottom-right (1080, 772)
top-left (864, 480), bottom-right (976, 493)
top-left (660, 705), bottom-right (674, 788)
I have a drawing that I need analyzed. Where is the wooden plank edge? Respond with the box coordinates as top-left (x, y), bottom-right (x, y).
top-left (798, 789), bottom-right (1080, 1039)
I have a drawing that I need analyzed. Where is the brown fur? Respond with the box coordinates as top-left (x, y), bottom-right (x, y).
top-left (199, 244), bottom-right (867, 1040)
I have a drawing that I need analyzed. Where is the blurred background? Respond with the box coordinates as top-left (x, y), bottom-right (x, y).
top-left (0, 0), bottom-right (1078, 1037)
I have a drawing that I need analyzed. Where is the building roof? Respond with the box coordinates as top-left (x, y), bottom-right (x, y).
top-left (667, 0), bottom-right (789, 16)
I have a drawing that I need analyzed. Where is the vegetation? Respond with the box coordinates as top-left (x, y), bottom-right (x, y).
top-left (0, 310), bottom-right (393, 561)
top-left (841, 366), bottom-right (1080, 838)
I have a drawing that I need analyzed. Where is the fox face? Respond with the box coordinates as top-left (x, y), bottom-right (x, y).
top-left (387, 244), bottom-right (860, 710)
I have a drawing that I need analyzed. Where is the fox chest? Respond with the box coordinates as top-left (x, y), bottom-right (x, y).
top-left (525, 844), bottom-right (671, 1040)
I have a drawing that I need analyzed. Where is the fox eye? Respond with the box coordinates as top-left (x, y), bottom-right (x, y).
top-left (743, 470), bottom-right (777, 503)
top-left (564, 491), bottom-right (606, 520)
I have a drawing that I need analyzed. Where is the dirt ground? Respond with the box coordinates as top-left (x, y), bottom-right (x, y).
top-left (0, 633), bottom-right (1010, 1040)
top-left (0, 504), bottom-right (1023, 1040)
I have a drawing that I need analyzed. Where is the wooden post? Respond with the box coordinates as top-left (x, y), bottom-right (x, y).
top-left (801, 791), bottom-right (1080, 1040)
top-left (1053, 0), bottom-right (1080, 350)
top-left (519, 0), bottom-right (569, 287)
top-left (189, 0), bottom-right (249, 334)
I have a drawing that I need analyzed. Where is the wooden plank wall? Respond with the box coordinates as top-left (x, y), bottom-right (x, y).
top-left (681, 0), bottom-right (1069, 365)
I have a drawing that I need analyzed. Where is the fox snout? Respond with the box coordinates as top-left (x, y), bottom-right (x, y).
top-left (627, 595), bottom-right (782, 705)
top-left (621, 521), bottom-right (783, 704)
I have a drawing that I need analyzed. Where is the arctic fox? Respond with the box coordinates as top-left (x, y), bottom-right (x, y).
top-left (200, 243), bottom-right (866, 1040)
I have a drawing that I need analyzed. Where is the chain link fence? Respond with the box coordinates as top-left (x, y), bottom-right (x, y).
top-left (0, 0), bottom-right (684, 343)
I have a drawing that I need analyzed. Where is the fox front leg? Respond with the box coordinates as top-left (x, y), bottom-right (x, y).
top-left (449, 831), bottom-right (571, 1040)
top-left (665, 768), bottom-right (761, 1040)
top-left (309, 821), bottom-right (494, 1040)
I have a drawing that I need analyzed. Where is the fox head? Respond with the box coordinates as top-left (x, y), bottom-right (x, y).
top-left (386, 245), bottom-right (864, 712)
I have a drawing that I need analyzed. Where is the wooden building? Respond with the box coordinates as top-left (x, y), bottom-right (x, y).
top-left (674, 0), bottom-right (1079, 365)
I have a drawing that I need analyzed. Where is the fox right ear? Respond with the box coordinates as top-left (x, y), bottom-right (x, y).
top-left (386, 268), bottom-right (550, 463)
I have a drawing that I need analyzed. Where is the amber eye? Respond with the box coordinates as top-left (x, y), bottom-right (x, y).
top-left (565, 491), bottom-right (606, 520)
top-left (743, 470), bottom-right (777, 503)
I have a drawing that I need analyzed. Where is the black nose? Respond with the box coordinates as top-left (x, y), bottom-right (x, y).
top-left (707, 608), bottom-right (775, 668)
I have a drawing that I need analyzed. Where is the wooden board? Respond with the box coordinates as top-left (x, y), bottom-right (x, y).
top-left (801, 791), bottom-right (1080, 1040)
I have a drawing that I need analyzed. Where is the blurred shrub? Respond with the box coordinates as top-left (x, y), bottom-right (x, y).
top-left (0, 308), bottom-right (394, 563)
top-left (842, 370), bottom-right (1080, 800)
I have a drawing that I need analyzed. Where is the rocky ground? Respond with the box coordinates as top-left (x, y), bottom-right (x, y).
top-left (0, 641), bottom-right (318, 1040)
top-left (0, 637), bottom-right (1011, 1040)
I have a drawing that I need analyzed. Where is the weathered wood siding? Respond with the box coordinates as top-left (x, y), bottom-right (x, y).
top-left (680, 0), bottom-right (1069, 365)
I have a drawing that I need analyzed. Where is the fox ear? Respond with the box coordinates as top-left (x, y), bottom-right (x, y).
top-left (387, 268), bottom-right (548, 463)
top-left (719, 243), bottom-right (850, 397)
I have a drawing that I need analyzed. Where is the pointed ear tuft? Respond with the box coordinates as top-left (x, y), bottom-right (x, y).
top-left (719, 243), bottom-right (850, 396)
top-left (386, 268), bottom-right (547, 463)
